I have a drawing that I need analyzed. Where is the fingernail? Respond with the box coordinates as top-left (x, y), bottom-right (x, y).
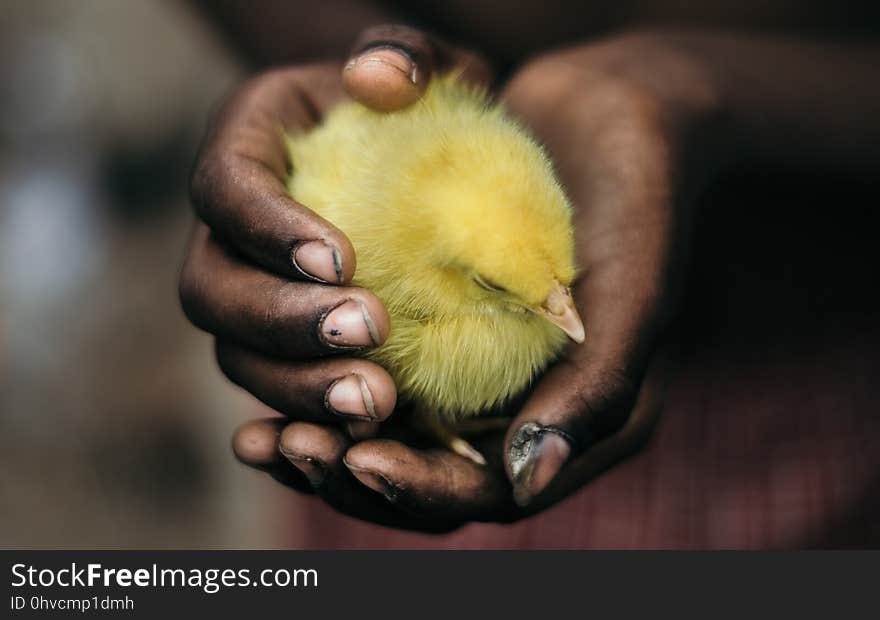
top-left (326, 373), bottom-right (376, 420)
top-left (509, 422), bottom-right (573, 507)
top-left (292, 240), bottom-right (344, 284)
top-left (320, 299), bottom-right (380, 348)
top-left (345, 47), bottom-right (417, 84)
top-left (279, 451), bottom-right (326, 487)
top-left (344, 461), bottom-right (398, 502)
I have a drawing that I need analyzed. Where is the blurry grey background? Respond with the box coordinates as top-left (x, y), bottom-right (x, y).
top-left (0, 0), bottom-right (285, 548)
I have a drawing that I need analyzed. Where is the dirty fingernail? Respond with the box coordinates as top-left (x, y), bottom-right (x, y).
top-left (280, 451), bottom-right (326, 487)
top-left (346, 47), bottom-right (417, 83)
top-left (293, 240), bottom-right (344, 284)
top-left (509, 422), bottom-right (572, 507)
top-left (344, 461), bottom-right (398, 502)
top-left (343, 47), bottom-right (422, 112)
top-left (321, 299), bottom-right (380, 348)
top-left (326, 373), bottom-right (376, 420)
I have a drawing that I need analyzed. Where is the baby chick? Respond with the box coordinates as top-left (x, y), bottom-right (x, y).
top-left (286, 76), bottom-right (584, 464)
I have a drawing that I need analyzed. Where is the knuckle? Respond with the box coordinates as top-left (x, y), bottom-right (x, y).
top-left (591, 366), bottom-right (638, 408)
top-left (505, 56), bottom-right (584, 111)
top-left (570, 363), bottom-right (640, 437)
top-left (189, 153), bottom-right (222, 217)
top-left (260, 283), bottom-right (321, 356)
top-left (509, 47), bottom-right (669, 136)
top-left (261, 282), bottom-right (296, 341)
top-left (189, 150), bottom-right (238, 221)
top-left (178, 259), bottom-right (206, 328)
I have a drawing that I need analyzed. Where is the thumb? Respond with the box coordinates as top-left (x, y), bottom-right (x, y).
top-left (504, 355), bottom-right (645, 507)
top-left (342, 24), bottom-right (491, 112)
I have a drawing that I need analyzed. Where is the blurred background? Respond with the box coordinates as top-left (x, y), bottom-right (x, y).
top-left (1, 0), bottom-right (878, 549)
top-left (0, 0), bottom-right (286, 548)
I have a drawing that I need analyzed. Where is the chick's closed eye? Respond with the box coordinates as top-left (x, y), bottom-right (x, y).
top-left (473, 273), bottom-right (507, 293)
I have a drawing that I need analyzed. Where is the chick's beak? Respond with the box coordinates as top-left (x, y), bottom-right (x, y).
top-left (533, 283), bottom-right (585, 344)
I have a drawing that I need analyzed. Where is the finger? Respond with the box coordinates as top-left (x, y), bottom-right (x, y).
top-left (505, 353), bottom-right (667, 507)
top-left (278, 422), bottom-right (457, 532)
top-left (191, 64), bottom-right (357, 283)
top-left (277, 421), bottom-right (351, 489)
top-left (524, 364), bottom-right (666, 513)
top-left (231, 418), bottom-right (313, 493)
top-left (180, 224), bottom-right (389, 358)
top-left (216, 341), bottom-right (397, 424)
top-left (500, 165), bottom-right (677, 505)
top-left (501, 91), bottom-right (677, 503)
top-left (343, 24), bottom-right (491, 112)
top-left (343, 438), bottom-right (515, 522)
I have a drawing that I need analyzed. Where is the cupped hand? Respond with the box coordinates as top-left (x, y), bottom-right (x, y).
top-left (218, 30), bottom-right (715, 530)
top-left (179, 60), bottom-right (396, 456)
top-left (179, 25), bottom-right (493, 510)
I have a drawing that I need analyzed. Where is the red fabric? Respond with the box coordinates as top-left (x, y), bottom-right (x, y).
top-left (279, 180), bottom-right (880, 549)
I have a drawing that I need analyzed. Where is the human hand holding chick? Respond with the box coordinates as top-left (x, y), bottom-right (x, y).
top-left (185, 27), bottom-right (699, 530)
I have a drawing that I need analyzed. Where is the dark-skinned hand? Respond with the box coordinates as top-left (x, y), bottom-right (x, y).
top-left (180, 26), bottom-right (704, 531)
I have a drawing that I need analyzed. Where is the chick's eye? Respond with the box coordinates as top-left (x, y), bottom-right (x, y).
top-left (473, 274), bottom-right (507, 293)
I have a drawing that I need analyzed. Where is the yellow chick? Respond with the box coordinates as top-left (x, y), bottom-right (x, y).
top-left (285, 75), bottom-right (584, 463)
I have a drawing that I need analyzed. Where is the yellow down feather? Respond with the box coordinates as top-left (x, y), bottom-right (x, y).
top-left (286, 75), bottom-right (577, 421)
